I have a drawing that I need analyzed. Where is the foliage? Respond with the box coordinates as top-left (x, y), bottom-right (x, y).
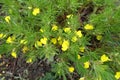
top-left (0, 0), bottom-right (120, 80)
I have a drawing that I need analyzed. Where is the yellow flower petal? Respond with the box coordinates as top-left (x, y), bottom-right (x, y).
top-left (5, 16), bottom-right (10, 23)
top-left (84, 61), bottom-right (90, 69)
top-left (6, 36), bottom-right (15, 44)
top-left (68, 66), bottom-right (74, 73)
top-left (78, 55), bottom-right (81, 59)
top-left (40, 37), bottom-right (47, 45)
top-left (40, 28), bottom-right (44, 33)
top-left (20, 39), bottom-right (27, 44)
top-left (84, 24), bottom-right (94, 30)
top-left (76, 30), bottom-right (83, 38)
top-left (35, 40), bottom-right (42, 47)
top-left (80, 47), bottom-right (85, 52)
top-left (58, 36), bottom-right (62, 41)
top-left (79, 77), bottom-right (85, 80)
top-left (32, 8), bottom-right (40, 16)
top-left (11, 50), bottom-right (17, 58)
top-left (66, 14), bottom-right (73, 18)
top-left (22, 46), bottom-right (29, 53)
top-left (100, 54), bottom-right (110, 62)
top-left (0, 33), bottom-right (6, 39)
top-left (0, 33), bottom-right (4, 39)
top-left (51, 38), bottom-right (57, 44)
top-left (26, 58), bottom-right (32, 63)
top-left (71, 36), bottom-right (78, 42)
top-left (115, 72), bottom-right (120, 79)
top-left (52, 25), bottom-right (58, 31)
top-left (96, 35), bottom-right (102, 40)
top-left (61, 40), bottom-right (69, 51)
top-left (57, 36), bottom-right (62, 45)
top-left (63, 27), bottom-right (71, 33)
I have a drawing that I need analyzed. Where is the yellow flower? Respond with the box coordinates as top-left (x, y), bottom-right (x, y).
top-left (71, 36), bottom-right (78, 42)
top-left (0, 33), bottom-right (4, 39)
top-left (76, 30), bottom-right (83, 38)
top-left (0, 33), bottom-right (6, 39)
top-left (100, 54), bottom-right (110, 62)
top-left (37, 41), bottom-right (42, 46)
top-left (22, 46), bottom-right (29, 53)
top-left (20, 39), bottom-right (27, 44)
top-left (11, 49), bottom-right (17, 58)
top-left (58, 36), bottom-right (62, 45)
top-left (63, 27), bottom-right (71, 33)
top-left (79, 77), bottom-right (85, 80)
top-left (35, 40), bottom-right (42, 47)
top-left (51, 38), bottom-right (57, 44)
top-left (78, 54), bottom-right (81, 59)
top-left (80, 47), bottom-right (85, 52)
top-left (115, 72), bottom-right (120, 79)
top-left (84, 24), bottom-right (94, 30)
top-left (6, 36), bottom-right (15, 43)
top-left (68, 66), bottom-right (74, 73)
top-left (5, 16), bottom-right (10, 23)
top-left (84, 61), bottom-right (90, 69)
top-left (40, 37), bottom-right (47, 45)
top-left (66, 14), bottom-right (73, 18)
top-left (26, 58), bottom-right (32, 63)
top-left (61, 40), bottom-right (69, 51)
top-left (32, 8), bottom-right (40, 16)
top-left (40, 28), bottom-right (44, 33)
top-left (96, 35), bottom-right (102, 40)
top-left (58, 36), bottom-right (62, 41)
top-left (52, 24), bottom-right (58, 31)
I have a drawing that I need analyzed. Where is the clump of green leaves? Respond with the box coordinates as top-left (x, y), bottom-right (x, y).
top-left (0, 0), bottom-right (120, 80)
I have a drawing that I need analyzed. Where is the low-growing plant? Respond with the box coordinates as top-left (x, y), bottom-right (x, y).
top-left (0, 0), bottom-right (120, 80)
